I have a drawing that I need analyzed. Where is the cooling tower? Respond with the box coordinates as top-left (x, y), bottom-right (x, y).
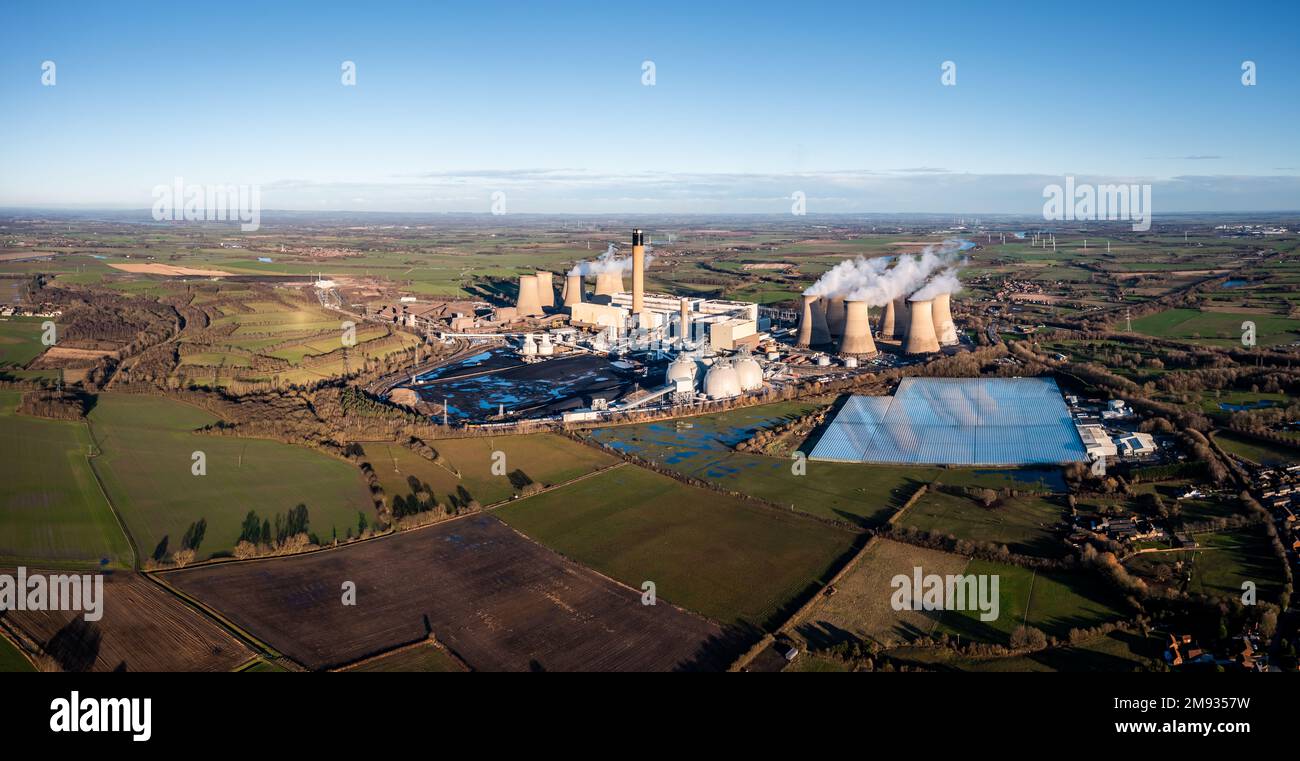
top-left (797, 294), bottom-right (831, 347)
top-left (825, 296), bottom-right (847, 338)
top-left (893, 297), bottom-right (912, 340)
top-left (515, 274), bottom-right (545, 317)
top-left (877, 299), bottom-right (898, 340)
top-left (535, 271), bottom-right (555, 308)
top-left (839, 300), bottom-right (877, 356)
top-left (563, 273), bottom-right (583, 308)
top-left (594, 270), bottom-right (624, 296)
top-left (903, 298), bottom-right (941, 354)
top-left (631, 228), bottom-right (646, 316)
top-left (932, 292), bottom-right (958, 345)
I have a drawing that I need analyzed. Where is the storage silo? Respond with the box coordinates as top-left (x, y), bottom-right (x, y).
top-left (734, 355), bottom-right (763, 391)
top-left (704, 360), bottom-right (741, 399)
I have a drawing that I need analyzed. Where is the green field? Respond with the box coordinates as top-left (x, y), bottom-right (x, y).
top-left (0, 391), bottom-right (132, 567)
top-left (1131, 308), bottom-right (1300, 347)
top-left (0, 634), bottom-right (35, 673)
top-left (1189, 529), bottom-right (1286, 601)
top-left (1214, 431), bottom-right (1298, 467)
top-left (88, 394), bottom-right (375, 561)
top-left (795, 538), bottom-right (972, 648)
top-left (884, 628), bottom-right (1164, 672)
top-left (0, 316), bottom-right (50, 368)
top-left (897, 490), bottom-right (1066, 556)
top-left (496, 464), bottom-right (858, 629)
top-left (176, 294), bottom-right (419, 387)
top-left (587, 402), bottom-right (1063, 527)
top-left (935, 560), bottom-right (1128, 644)
top-left (344, 643), bottom-right (465, 672)
top-left (368, 434), bottom-right (617, 509)
top-left (237, 659), bottom-right (290, 673)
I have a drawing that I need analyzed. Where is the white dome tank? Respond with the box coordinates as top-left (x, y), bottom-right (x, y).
top-left (665, 354), bottom-right (697, 385)
top-left (704, 361), bottom-right (741, 400)
top-left (734, 356), bottom-right (763, 391)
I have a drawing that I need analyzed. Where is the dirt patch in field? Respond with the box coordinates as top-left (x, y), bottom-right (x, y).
top-left (1009, 293), bottom-right (1065, 304)
top-left (109, 263), bottom-right (232, 277)
top-left (166, 516), bottom-right (733, 671)
top-left (28, 346), bottom-right (116, 368)
top-left (741, 262), bottom-right (794, 271)
top-left (0, 570), bottom-right (254, 672)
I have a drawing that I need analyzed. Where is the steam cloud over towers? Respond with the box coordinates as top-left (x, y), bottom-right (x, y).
top-left (798, 240), bottom-right (969, 355)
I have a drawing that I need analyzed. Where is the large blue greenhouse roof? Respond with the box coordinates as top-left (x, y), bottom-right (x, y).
top-left (808, 377), bottom-right (1088, 466)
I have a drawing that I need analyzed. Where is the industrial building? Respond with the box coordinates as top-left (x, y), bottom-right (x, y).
top-left (809, 377), bottom-right (1089, 466)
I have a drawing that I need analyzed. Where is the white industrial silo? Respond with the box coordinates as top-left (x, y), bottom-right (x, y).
top-left (704, 360), bottom-right (742, 399)
top-left (734, 354), bottom-right (763, 391)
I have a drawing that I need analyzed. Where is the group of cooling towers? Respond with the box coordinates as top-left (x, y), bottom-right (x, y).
top-left (796, 243), bottom-right (966, 357)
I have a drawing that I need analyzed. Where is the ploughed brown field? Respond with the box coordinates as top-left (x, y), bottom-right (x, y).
top-left (166, 516), bottom-right (733, 671)
top-left (0, 570), bottom-right (254, 672)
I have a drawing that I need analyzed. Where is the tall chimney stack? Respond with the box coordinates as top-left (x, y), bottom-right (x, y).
top-left (534, 271), bottom-right (554, 309)
top-left (679, 297), bottom-right (691, 343)
top-left (515, 274), bottom-right (545, 317)
top-left (563, 272), bottom-right (583, 309)
top-left (631, 229), bottom-right (646, 316)
top-left (903, 298), bottom-right (941, 354)
top-left (825, 295), bottom-right (847, 338)
top-left (839, 300), bottom-right (877, 356)
top-left (932, 292), bottom-right (958, 345)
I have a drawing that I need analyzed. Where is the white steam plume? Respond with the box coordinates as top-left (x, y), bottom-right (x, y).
top-left (569, 242), bottom-right (654, 276)
top-left (800, 239), bottom-right (968, 306)
top-left (910, 267), bottom-right (964, 301)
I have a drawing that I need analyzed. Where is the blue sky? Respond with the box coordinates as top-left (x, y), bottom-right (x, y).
top-left (1, 0), bottom-right (1297, 213)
